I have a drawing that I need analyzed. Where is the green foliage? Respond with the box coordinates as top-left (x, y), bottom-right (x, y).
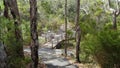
top-left (0, 17), bottom-right (14, 42)
top-left (8, 57), bottom-right (31, 68)
top-left (67, 29), bottom-right (73, 38)
top-left (0, 17), bottom-right (24, 68)
top-left (41, 1), bottom-right (54, 14)
top-left (82, 25), bottom-right (120, 67)
top-left (0, 1), bottom-right (4, 11)
top-left (21, 20), bottom-right (31, 46)
top-left (98, 29), bottom-right (120, 67)
top-left (43, 16), bottom-right (64, 32)
top-left (1, 0), bottom-right (120, 67)
top-left (81, 33), bottom-right (101, 63)
top-left (80, 15), bottom-right (97, 37)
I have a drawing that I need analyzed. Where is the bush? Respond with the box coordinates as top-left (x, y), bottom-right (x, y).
top-left (97, 30), bottom-right (120, 68)
top-left (81, 34), bottom-right (101, 63)
top-left (8, 57), bottom-right (31, 68)
top-left (0, 17), bottom-right (25, 68)
top-left (82, 29), bottom-right (120, 68)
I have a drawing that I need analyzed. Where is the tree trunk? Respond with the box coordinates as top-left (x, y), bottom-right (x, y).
top-left (3, 0), bottom-right (9, 18)
top-left (8, 0), bottom-right (24, 58)
top-left (0, 42), bottom-right (7, 68)
top-left (107, 0), bottom-right (119, 30)
top-left (113, 12), bottom-right (117, 30)
top-left (64, 0), bottom-right (68, 57)
top-left (29, 0), bottom-right (39, 67)
top-left (75, 0), bottom-right (81, 63)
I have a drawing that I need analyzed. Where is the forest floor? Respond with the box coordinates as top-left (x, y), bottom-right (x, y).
top-left (24, 31), bottom-right (100, 68)
top-left (24, 42), bottom-right (78, 68)
top-left (24, 42), bottom-right (100, 68)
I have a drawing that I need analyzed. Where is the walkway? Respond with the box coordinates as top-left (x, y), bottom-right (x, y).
top-left (24, 45), bottom-right (77, 68)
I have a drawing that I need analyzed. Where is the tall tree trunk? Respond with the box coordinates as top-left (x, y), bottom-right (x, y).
top-left (64, 0), bottom-right (67, 57)
top-left (8, 0), bottom-right (24, 58)
top-left (2, 1), bottom-right (9, 67)
top-left (112, 10), bottom-right (120, 30)
top-left (107, 0), bottom-right (120, 30)
top-left (75, 0), bottom-right (81, 63)
top-left (113, 12), bottom-right (117, 30)
top-left (0, 42), bottom-right (7, 68)
top-left (29, 0), bottom-right (39, 67)
top-left (3, 0), bottom-right (9, 18)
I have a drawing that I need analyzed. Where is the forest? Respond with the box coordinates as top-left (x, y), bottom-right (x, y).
top-left (0, 0), bottom-right (120, 68)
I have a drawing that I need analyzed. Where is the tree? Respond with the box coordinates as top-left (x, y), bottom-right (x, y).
top-left (64, 0), bottom-right (68, 57)
top-left (103, 0), bottom-right (120, 29)
top-left (0, 42), bottom-right (7, 68)
top-left (75, 0), bottom-right (81, 63)
top-left (8, 0), bottom-right (24, 58)
top-left (3, 0), bottom-right (9, 18)
top-left (29, 0), bottom-right (39, 67)
top-left (111, 0), bottom-right (120, 30)
top-left (3, 0), bottom-right (24, 59)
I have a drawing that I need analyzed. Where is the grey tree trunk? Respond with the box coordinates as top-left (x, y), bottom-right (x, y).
top-left (64, 0), bottom-right (68, 57)
top-left (29, 0), bottom-right (39, 67)
top-left (0, 42), bottom-right (7, 68)
top-left (75, 0), bottom-right (81, 63)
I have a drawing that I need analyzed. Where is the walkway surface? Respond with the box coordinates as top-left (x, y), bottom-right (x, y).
top-left (24, 44), bottom-right (77, 68)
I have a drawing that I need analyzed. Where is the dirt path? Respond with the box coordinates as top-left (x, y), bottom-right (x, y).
top-left (24, 45), bottom-right (77, 68)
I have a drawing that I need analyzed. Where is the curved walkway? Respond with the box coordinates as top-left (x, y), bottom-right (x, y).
top-left (24, 45), bottom-right (77, 68)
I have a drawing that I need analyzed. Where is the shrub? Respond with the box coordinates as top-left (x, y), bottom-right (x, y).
top-left (0, 17), bottom-right (25, 68)
top-left (82, 29), bottom-right (120, 68)
top-left (97, 30), bottom-right (120, 68)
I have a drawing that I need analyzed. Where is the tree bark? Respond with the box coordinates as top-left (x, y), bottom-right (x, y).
top-left (75, 0), bottom-right (81, 63)
top-left (3, 0), bottom-right (9, 18)
top-left (29, 0), bottom-right (39, 67)
top-left (113, 12), bottom-right (117, 30)
top-left (0, 42), bottom-right (7, 68)
top-left (107, 0), bottom-right (120, 30)
top-left (8, 0), bottom-right (24, 58)
top-left (64, 0), bottom-right (68, 57)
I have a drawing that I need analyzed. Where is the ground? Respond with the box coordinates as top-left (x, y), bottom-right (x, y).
top-left (24, 44), bottom-right (78, 68)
